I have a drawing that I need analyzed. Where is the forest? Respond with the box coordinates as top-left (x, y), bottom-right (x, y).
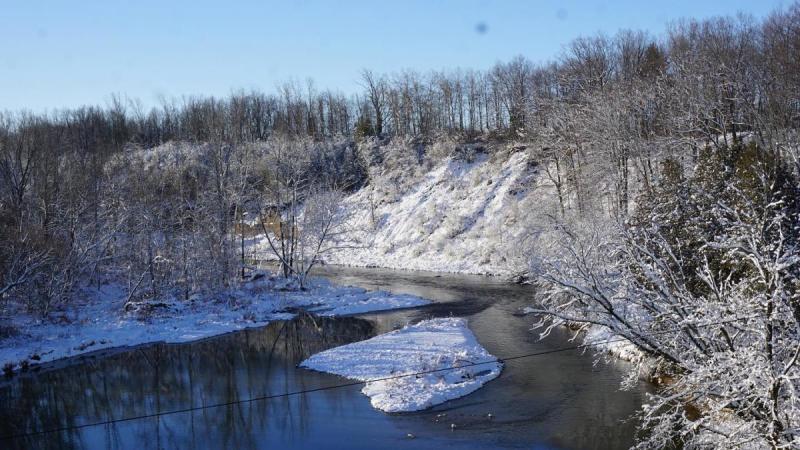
top-left (1, 2), bottom-right (800, 448)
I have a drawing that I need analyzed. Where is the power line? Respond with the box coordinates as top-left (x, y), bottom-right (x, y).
top-left (0, 314), bottom-right (764, 442)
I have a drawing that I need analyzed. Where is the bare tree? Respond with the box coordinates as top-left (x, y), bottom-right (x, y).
top-left (360, 69), bottom-right (386, 136)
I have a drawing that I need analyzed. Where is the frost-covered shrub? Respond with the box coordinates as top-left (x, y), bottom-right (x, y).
top-left (440, 215), bottom-right (464, 239)
top-left (451, 143), bottom-right (487, 163)
top-left (422, 204), bottom-right (445, 234)
top-left (412, 136), bottom-right (452, 162)
top-left (534, 144), bottom-right (800, 449)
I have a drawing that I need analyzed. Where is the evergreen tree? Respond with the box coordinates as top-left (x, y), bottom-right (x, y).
top-left (354, 115), bottom-right (375, 140)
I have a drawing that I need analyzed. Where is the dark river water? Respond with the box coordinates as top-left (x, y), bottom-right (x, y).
top-left (0, 266), bottom-right (649, 449)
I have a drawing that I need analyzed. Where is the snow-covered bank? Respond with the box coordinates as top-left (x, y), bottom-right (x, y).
top-left (325, 150), bottom-right (541, 275)
top-left (300, 317), bottom-right (502, 412)
top-left (521, 307), bottom-right (644, 364)
top-left (248, 147), bottom-right (552, 276)
top-left (0, 275), bottom-right (429, 373)
top-left (582, 325), bottom-right (645, 363)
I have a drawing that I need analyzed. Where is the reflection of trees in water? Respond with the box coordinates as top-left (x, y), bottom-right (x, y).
top-left (0, 315), bottom-right (374, 450)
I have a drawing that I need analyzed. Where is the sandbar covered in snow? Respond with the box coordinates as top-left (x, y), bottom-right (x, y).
top-left (0, 275), bottom-right (429, 372)
top-left (300, 317), bottom-right (502, 412)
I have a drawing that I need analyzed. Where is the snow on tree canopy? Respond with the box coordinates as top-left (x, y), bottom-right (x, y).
top-left (299, 318), bottom-right (503, 413)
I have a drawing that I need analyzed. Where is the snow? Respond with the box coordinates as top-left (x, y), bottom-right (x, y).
top-left (299, 318), bottom-right (503, 413)
top-left (0, 275), bottom-right (429, 372)
top-left (248, 149), bottom-right (553, 276)
top-left (583, 325), bottom-right (644, 363)
top-left (520, 306), bottom-right (644, 363)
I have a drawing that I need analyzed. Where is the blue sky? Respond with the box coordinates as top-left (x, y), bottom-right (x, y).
top-left (0, 0), bottom-right (789, 112)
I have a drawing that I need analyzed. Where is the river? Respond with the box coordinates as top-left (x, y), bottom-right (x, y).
top-left (0, 266), bottom-right (649, 449)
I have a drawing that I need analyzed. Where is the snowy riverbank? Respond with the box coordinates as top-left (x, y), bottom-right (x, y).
top-left (0, 274), bottom-right (429, 374)
top-left (520, 306), bottom-right (645, 364)
top-left (300, 317), bottom-right (503, 412)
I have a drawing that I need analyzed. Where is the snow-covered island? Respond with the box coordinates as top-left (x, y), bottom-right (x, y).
top-left (0, 274), bottom-right (429, 373)
top-left (300, 317), bottom-right (503, 413)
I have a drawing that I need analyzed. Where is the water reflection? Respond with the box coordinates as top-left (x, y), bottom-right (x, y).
top-left (1, 316), bottom-right (375, 450)
top-left (0, 267), bottom-right (649, 449)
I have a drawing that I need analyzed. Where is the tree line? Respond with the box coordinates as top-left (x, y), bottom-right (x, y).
top-left (2, 4), bottom-right (796, 222)
top-left (1, 4), bottom-right (798, 310)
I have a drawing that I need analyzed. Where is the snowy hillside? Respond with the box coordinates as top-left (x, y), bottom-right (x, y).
top-left (323, 147), bottom-right (556, 275)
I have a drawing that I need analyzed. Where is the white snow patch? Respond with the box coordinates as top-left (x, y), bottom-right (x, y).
top-left (299, 318), bottom-right (502, 412)
top-left (0, 275), bottom-right (429, 372)
top-left (519, 307), bottom-right (644, 363)
top-left (583, 325), bottom-right (644, 363)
